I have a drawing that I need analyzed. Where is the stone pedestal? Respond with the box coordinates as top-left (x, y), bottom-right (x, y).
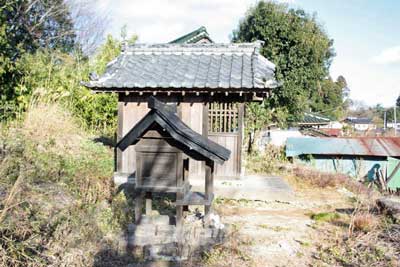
top-left (123, 214), bottom-right (226, 262)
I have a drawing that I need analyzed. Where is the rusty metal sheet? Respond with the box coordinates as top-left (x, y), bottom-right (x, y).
top-left (286, 137), bottom-right (400, 157)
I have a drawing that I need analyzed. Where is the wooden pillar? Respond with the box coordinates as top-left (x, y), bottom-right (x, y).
top-left (176, 191), bottom-right (184, 242)
top-left (205, 160), bottom-right (214, 218)
top-left (183, 157), bottom-right (190, 212)
top-left (202, 102), bottom-right (209, 179)
top-left (176, 152), bottom-right (184, 240)
top-left (202, 102), bottom-right (209, 137)
top-left (238, 103), bottom-right (245, 176)
top-left (135, 192), bottom-right (144, 223)
top-left (145, 192), bottom-right (152, 216)
top-left (116, 98), bottom-right (124, 172)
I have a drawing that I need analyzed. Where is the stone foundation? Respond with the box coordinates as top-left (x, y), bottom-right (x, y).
top-left (121, 214), bottom-right (226, 262)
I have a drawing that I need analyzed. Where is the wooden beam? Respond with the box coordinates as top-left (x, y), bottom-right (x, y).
top-left (205, 160), bottom-right (214, 218)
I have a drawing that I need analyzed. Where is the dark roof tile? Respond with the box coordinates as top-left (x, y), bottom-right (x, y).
top-left (83, 43), bottom-right (280, 91)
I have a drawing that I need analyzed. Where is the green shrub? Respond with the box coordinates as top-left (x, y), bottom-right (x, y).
top-left (245, 144), bottom-right (286, 174)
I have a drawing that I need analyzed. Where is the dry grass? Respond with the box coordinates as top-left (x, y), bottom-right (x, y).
top-left (352, 212), bottom-right (379, 233)
top-left (312, 194), bottom-right (400, 266)
top-left (201, 225), bottom-right (254, 267)
top-left (315, 218), bottom-right (399, 267)
top-left (21, 103), bottom-right (85, 155)
top-left (0, 103), bottom-right (124, 267)
top-left (285, 165), bottom-right (369, 195)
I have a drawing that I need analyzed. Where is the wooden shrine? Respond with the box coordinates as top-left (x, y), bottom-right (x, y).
top-left (82, 28), bottom-right (280, 260)
top-left (116, 97), bottom-right (230, 229)
top-left (83, 41), bottom-right (279, 179)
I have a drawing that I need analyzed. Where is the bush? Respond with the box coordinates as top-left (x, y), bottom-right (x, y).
top-left (245, 144), bottom-right (286, 174)
top-left (0, 103), bottom-right (128, 267)
top-left (13, 50), bottom-right (118, 137)
top-left (2, 34), bottom-right (130, 137)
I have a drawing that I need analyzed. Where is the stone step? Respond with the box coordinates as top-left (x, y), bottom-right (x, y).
top-left (140, 215), bottom-right (172, 225)
top-left (128, 234), bottom-right (178, 246)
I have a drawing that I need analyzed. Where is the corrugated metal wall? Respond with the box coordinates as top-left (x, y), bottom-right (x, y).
top-left (294, 155), bottom-right (388, 178)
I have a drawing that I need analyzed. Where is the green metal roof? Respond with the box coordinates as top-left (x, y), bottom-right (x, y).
top-left (169, 26), bottom-right (213, 44)
top-left (298, 112), bottom-right (331, 125)
top-left (387, 157), bottom-right (400, 190)
top-left (286, 137), bottom-right (400, 157)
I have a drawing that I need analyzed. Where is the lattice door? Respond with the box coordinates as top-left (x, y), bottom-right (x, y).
top-left (208, 102), bottom-right (242, 177)
top-left (208, 103), bottom-right (239, 133)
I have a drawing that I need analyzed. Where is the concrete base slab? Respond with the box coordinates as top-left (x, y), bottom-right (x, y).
top-left (190, 175), bottom-right (294, 202)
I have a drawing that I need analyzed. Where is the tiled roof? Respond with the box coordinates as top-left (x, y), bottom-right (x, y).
top-left (83, 42), bottom-right (280, 91)
top-left (299, 112), bottom-right (331, 125)
top-left (169, 26), bottom-right (213, 44)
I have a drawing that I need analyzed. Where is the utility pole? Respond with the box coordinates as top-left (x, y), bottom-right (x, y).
top-left (384, 111), bottom-right (387, 131)
top-left (395, 105), bottom-right (397, 137)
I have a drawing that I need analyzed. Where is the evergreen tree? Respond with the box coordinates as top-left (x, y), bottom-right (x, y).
top-left (232, 1), bottom-right (346, 123)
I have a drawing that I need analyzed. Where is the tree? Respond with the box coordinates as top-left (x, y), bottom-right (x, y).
top-left (10, 32), bottom-right (137, 135)
top-left (67, 0), bottom-right (109, 55)
top-left (309, 76), bottom-right (349, 119)
top-left (0, 0), bottom-right (109, 120)
top-left (0, 0), bottom-right (77, 120)
top-left (396, 95), bottom-right (400, 108)
top-left (232, 1), bottom-right (342, 125)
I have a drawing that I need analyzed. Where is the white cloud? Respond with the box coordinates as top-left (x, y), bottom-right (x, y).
top-left (94, 0), bottom-right (254, 43)
top-left (331, 58), bottom-right (400, 107)
top-left (95, 0), bottom-right (295, 43)
top-left (371, 46), bottom-right (400, 65)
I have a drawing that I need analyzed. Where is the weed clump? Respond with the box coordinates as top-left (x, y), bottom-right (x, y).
top-left (245, 144), bottom-right (286, 174)
top-left (0, 104), bottom-right (131, 267)
top-left (311, 212), bottom-right (340, 223)
top-left (352, 212), bottom-right (378, 233)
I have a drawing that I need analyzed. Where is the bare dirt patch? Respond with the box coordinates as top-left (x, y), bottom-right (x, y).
top-left (208, 186), bottom-right (355, 267)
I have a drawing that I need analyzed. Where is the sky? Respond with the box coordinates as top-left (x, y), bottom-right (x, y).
top-left (95, 0), bottom-right (400, 107)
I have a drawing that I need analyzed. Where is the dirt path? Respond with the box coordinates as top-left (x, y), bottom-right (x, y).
top-left (213, 187), bottom-right (353, 267)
